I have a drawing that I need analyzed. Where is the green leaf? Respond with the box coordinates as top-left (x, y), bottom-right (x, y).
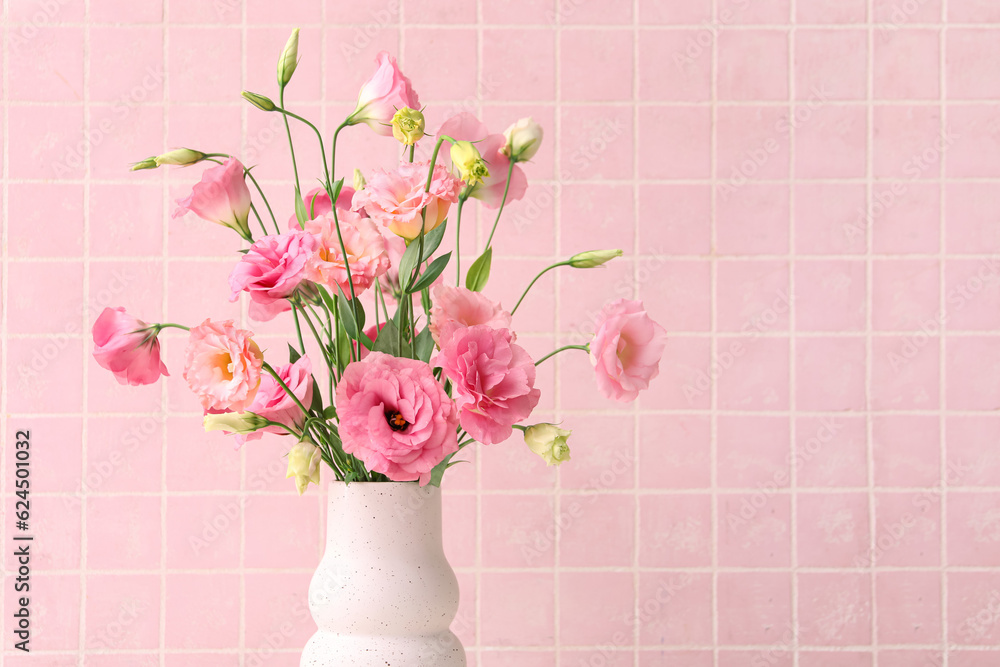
top-left (309, 375), bottom-right (323, 413)
top-left (371, 319), bottom-right (410, 357)
top-left (322, 405), bottom-right (338, 420)
top-left (397, 221), bottom-right (448, 290)
top-left (407, 252), bottom-right (452, 294)
top-left (331, 178), bottom-right (344, 202)
top-left (293, 185), bottom-right (308, 228)
top-left (426, 452), bottom-right (457, 488)
top-left (415, 326), bottom-right (435, 363)
top-left (336, 287), bottom-right (365, 338)
top-left (317, 285), bottom-right (337, 312)
top-left (288, 343), bottom-right (302, 364)
top-left (465, 246), bottom-right (493, 292)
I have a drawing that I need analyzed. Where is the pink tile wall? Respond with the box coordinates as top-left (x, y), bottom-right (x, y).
top-left (2, 0), bottom-right (1000, 665)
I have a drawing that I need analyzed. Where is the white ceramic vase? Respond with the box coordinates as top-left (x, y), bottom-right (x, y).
top-left (300, 482), bottom-right (466, 666)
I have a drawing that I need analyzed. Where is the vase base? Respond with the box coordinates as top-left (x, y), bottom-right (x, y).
top-left (300, 630), bottom-right (467, 667)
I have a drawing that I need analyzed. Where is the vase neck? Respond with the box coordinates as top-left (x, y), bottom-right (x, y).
top-left (325, 482), bottom-right (443, 551)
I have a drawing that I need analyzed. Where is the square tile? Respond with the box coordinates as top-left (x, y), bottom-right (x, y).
top-left (480, 573), bottom-right (555, 647)
top-left (165, 495), bottom-right (241, 569)
top-left (946, 104), bottom-right (1000, 177)
top-left (948, 572), bottom-right (1000, 645)
top-left (165, 574), bottom-right (240, 649)
top-left (244, 493), bottom-right (321, 568)
top-left (639, 336), bottom-right (712, 410)
top-left (639, 185), bottom-right (711, 255)
top-left (168, 27), bottom-right (242, 102)
top-left (718, 492), bottom-right (791, 567)
top-left (795, 337), bottom-right (866, 411)
top-left (717, 30), bottom-right (789, 101)
top-left (876, 571), bottom-right (942, 644)
top-left (873, 415), bottom-right (941, 487)
top-left (402, 28), bottom-right (479, 101)
top-left (946, 337), bottom-right (1000, 409)
top-left (794, 183), bottom-right (868, 255)
top-left (8, 26), bottom-right (84, 101)
top-left (947, 416), bottom-right (1000, 486)
top-left (947, 29), bottom-right (1000, 100)
top-left (874, 105), bottom-right (944, 180)
top-left (717, 415), bottom-right (790, 489)
top-left (871, 182), bottom-right (941, 254)
top-left (716, 184), bottom-right (790, 255)
top-left (89, 27), bottom-right (164, 104)
top-left (947, 182), bottom-right (1000, 253)
top-left (873, 491), bottom-right (941, 567)
top-left (795, 30), bottom-right (868, 100)
top-left (640, 106), bottom-right (711, 179)
top-left (797, 573), bottom-right (872, 646)
top-left (243, 572), bottom-right (314, 650)
top-left (559, 414), bottom-right (636, 491)
top-left (639, 30), bottom-right (712, 101)
top-left (795, 260), bottom-right (867, 331)
top-left (794, 105), bottom-right (867, 179)
top-left (797, 0), bottom-right (867, 22)
top-left (945, 259), bottom-right (1000, 331)
top-left (716, 106), bottom-right (791, 182)
top-left (639, 573), bottom-right (712, 645)
top-left (873, 259), bottom-right (940, 331)
top-left (797, 493), bottom-right (870, 567)
top-left (481, 494), bottom-right (555, 568)
top-left (949, 0), bottom-right (1000, 21)
top-left (948, 492), bottom-right (1000, 566)
top-left (562, 30), bottom-right (634, 101)
top-left (872, 334), bottom-right (940, 410)
top-left (560, 572), bottom-right (634, 646)
top-left (8, 104), bottom-right (85, 180)
top-left (640, 415), bottom-right (712, 489)
top-left (717, 572), bottom-right (792, 645)
top-left (795, 416), bottom-right (868, 487)
top-left (482, 29), bottom-right (556, 102)
top-left (639, 260), bottom-right (710, 331)
top-left (85, 574), bottom-right (160, 650)
top-left (874, 30), bottom-right (941, 99)
top-left (639, 0), bottom-right (713, 24)
top-left (86, 495), bottom-right (162, 570)
top-left (640, 495), bottom-right (712, 567)
top-left (716, 337), bottom-right (791, 411)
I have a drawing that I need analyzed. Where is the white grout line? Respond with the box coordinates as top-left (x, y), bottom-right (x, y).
top-left (553, 4), bottom-right (563, 663)
top-left (709, 1), bottom-right (719, 663)
top-left (160, 3), bottom-right (170, 667)
top-left (0, 0), bottom-right (7, 663)
top-left (79, 1), bottom-right (92, 662)
top-left (939, 0), bottom-right (950, 664)
top-left (866, 0), bottom-right (879, 663)
top-left (789, 1), bottom-right (799, 664)
top-left (632, 1), bottom-right (641, 665)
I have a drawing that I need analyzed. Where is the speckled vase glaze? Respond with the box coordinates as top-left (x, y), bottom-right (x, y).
top-left (300, 482), bottom-right (466, 666)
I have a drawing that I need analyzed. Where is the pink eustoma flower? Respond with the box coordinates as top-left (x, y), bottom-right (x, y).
top-left (352, 161), bottom-right (461, 241)
top-left (172, 157), bottom-right (253, 239)
top-left (234, 356), bottom-right (314, 447)
top-left (183, 319), bottom-right (264, 412)
top-left (590, 299), bottom-right (668, 402)
top-left (92, 307), bottom-right (169, 386)
top-left (229, 230), bottom-right (318, 321)
top-left (347, 51), bottom-right (420, 136)
top-left (302, 210), bottom-right (390, 298)
top-left (437, 112), bottom-right (527, 209)
top-left (434, 325), bottom-right (540, 446)
top-left (429, 285), bottom-right (512, 348)
top-left (336, 352), bottom-right (459, 484)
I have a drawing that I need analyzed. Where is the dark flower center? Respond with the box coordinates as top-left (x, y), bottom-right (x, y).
top-left (385, 410), bottom-right (409, 432)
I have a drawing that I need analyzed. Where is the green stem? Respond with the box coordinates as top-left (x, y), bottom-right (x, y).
top-left (249, 203), bottom-right (267, 238)
top-left (408, 144), bottom-right (415, 163)
top-left (291, 307), bottom-right (306, 356)
top-left (296, 305), bottom-right (333, 369)
top-left (279, 86), bottom-right (302, 196)
top-left (534, 344), bottom-right (589, 367)
top-left (454, 195), bottom-right (467, 285)
top-left (330, 121), bottom-right (347, 186)
top-left (245, 170), bottom-right (279, 235)
top-left (511, 261), bottom-right (572, 316)
top-left (154, 322), bottom-right (191, 332)
top-left (484, 159), bottom-right (516, 250)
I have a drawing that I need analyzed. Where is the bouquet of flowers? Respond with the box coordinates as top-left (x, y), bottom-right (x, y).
top-left (92, 30), bottom-right (668, 493)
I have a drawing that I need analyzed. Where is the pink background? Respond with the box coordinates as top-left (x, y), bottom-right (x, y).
top-left (4, 0), bottom-right (1000, 665)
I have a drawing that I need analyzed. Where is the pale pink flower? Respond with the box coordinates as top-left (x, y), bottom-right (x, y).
top-left (172, 157), bottom-right (253, 239)
top-left (434, 325), bottom-right (540, 446)
top-left (183, 319), bottom-right (264, 412)
top-left (229, 230), bottom-right (318, 321)
top-left (286, 186), bottom-right (358, 230)
top-left (302, 210), bottom-right (390, 298)
top-left (336, 352), bottom-right (459, 484)
top-left (92, 307), bottom-right (169, 386)
top-left (429, 285), bottom-right (512, 348)
top-left (234, 356), bottom-right (314, 447)
top-left (351, 161), bottom-right (461, 241)
top-left (437, 112), bottom-right (527, 209)
top-left (347, 51), bottom-right (420, 136)
top-left (590, 299), bottom-right (668, 402)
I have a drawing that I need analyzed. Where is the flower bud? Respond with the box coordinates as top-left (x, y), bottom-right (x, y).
top-left (154, 148), bottom-right (207, 167)
top-left (450, 140), bottom-right (490, 186)
top-left (130, 157), bottom-right (159, 171)
top-left (242, 90), bottom-right (276, 112)
top-left (569, 249), bottom-right (623, 269)
top-left (503, 117), bottom-right (543, 162)
top-left (277, 28), bottom-right (300, 87)
top-left (286, 439), bottom-right (323, 495)
top-left (524, 424), bottom-right (571, 466)
top-left (203, 410), bottom-right (269, 435)
top-left (391, 106), bottom-right (425, 145)
top-left (353, 168), bottom-right (367, 191)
